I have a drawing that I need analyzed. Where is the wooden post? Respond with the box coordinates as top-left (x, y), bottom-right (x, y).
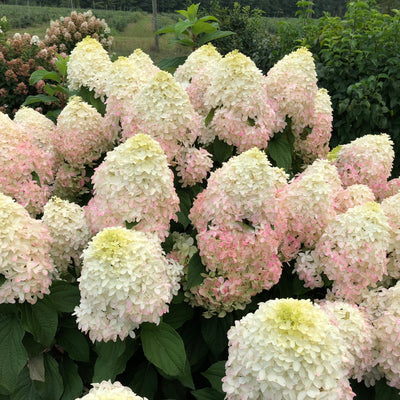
top-left (152, 0), bottom-right (159, 52)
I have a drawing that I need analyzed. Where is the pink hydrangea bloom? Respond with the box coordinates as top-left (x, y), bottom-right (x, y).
top-left (332, 133), bottom-right (394, 197)
top-left (0, 193), bottom-right (55, 304)
top-left (203, 50), bottom-right (284, 152)
top-left (315, 202), bottom-right (390, 303)
top-left (52, 96), bottom-right (116, 168)
top-left (278, 159), bottom-right (342, 261)
top-left (334, 184), bottom-right (375, 214)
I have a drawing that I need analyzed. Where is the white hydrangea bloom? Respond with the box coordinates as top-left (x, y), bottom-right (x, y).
top-left (320, 301), bottom-right (374, 382)
top-left (122, 71), bottom-right (200, 162)
top-left (14, 106), bottom-right (55, 152)
top-left (74, 227), bottom-right (183, 342)
top-left (174, 43), bottom-right (222, 89)
top-left (86, 134), bottom-right (179, 240)
top-left (67, 36), bottom-right (112, 97)
top-left (128, 48), bottom-right (159, 75)
top-left (334, 184), bottom-right (375, 214)
top-left (76, 380), bottom-right (147, 400)
top-left (0, 193), bottom-right (55, 304)
top-left (381, 193), bottom-right (400, 279)
top-left (42, 197), bottom-right (91, 274)
top-left (223, 298), bottom-right (353, 400)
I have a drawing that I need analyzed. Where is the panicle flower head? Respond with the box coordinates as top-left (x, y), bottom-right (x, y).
top-left (223, 298), bottom-right (353, 400)
top-left (86, 134), bottom-right (179, 240)
top-left (76, 380), bottom-right (147, 400)
top-left (14, 106), bottom-right (55, 152)
top-left (74, 227), bottom-right (183, 342)
top-left (278, 159), bottom-right (342, 261)
top-left (121, 71), bottom-right (200, 162)
top-left (42, 197), bottom-right (91, 274)
top-left (0, 193), bottom-right (54, 304)
top-left (0, 111), bottom-right (54, 216)
top-left (128, 48), bottom-right (159, 74)
top-left (52, 96), bottom-right (115, 167)
top-left (67, 36), bottom-right (112, 97)
top-left (294, 88), bottom-right (332, 165)
top-left (204, 50), bottom-right (284, 152)
top-left (315, 202), bottom-right (391, 302)
top-left (174, 43), bottom-right (222, 89)
top-left (320, 301), bottom-right (374, 382)
top-left (381, 193), bottom-right (400, 279)
top-left (174, 146), bottom-right (213, 187)
top-left (333, 133), bottom-right (394, 196)
top-left (265, 47), bottom-right (318, 132)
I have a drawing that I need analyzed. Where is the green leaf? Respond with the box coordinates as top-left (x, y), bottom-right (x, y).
top-left (170, 38), bottom-right (196, 47)
top-left (212, 138), bottom-right (233, 164)
top-left (267, 133), bottom-right (292, 171)
top-left (125, 220), bottom-right (139, 229)
top-left (174, 20), bottom-right (193, 35)
top-left (54, 54), bottom-right (68, 79)
top-left (20, 299), bottom-right (58, 347)
top-left (141, 322), bottom-right (187, 377)
top-left (180, 321), bottom-right (208, 367)
top-left (201, 361), bottom-right (225, 393)
top-left (22, 95), bottom-right (59, 106)
top-left (30, 171), bottom-right (41, 188)
top-left (157, 56), bottom-right (187, 74)
top-left (59, 358), bottom-right (83, 400)
top-left (375, 379), bottom-right (400, 399)
top-left (77, 87), bottom-right (106, 116)
top-left (201, 314), bottom-right (233, 358)
top-left (30, 69), bottom-right (60, 85)
top-left (163, 302), bottom-right (194, 329)
top-left (28, 354), bottom-right (45, 382)
top-left (177, 360), bottom-right (195, 390)
top-left (33, 354), bottom-right (63, 400)
top-left (186, 3), bottom-right (200, 23)
top-left (191, 388), bottom-right (225, 400)
top-left (191, 21), bottom-right (217, 35)
top-left (10, 367), bottom-right (40, 400)
top-left (46, 281), bottom-right (80, 313)
top-left (93, 338), bottom-right (137, 382)
top-left (155, 25), bottom-right (176, 35)
top-left (198, 15), bottom-right (219, 23)
top-left (0, 274), bottom-right (5, 287)
top-left (186, 252), bottom-right (206, 289)
top-left (176, 189), bottom-right (192, 229)
top-left (130, 362), bottom-right (158, 400)
top-left (247, 117), bottom-right (255, 127)
top-left (57, 328), bottom-right (90, 363)
top-left (0, 314), bottom-right (28, 394)
top-left (205, 107), bottom-right (216, 127)
top-left (197, 30), bottom-right (235, 46)
top-left (44, 84), bottom-right (56, 96)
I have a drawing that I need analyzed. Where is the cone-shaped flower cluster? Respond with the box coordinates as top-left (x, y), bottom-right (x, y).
top-left (0, 192), bottom-right (54, 304)
top-left (42, 196), bottom-right (91, 275)
top-left (85, 134), bottom-right (179, 240)
top-left (74, 227), bottom-right (183, 342)
top-left (76, 380), bottom-right (148, 400)
top-left (223, 298), bottom-right (354, 400)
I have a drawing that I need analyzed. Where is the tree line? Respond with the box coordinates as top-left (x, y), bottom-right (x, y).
top-left (1, 0), bottom-right (398, 18)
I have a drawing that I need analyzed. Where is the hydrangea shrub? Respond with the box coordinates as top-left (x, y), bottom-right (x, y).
top-left (0, 44), bottom-right (399, 400)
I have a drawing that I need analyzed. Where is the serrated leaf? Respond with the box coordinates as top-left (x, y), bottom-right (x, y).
top-left (191, 388), bottom-right (225, 400)
top-left (174, 20), bottom-right (193, 35)
top-left (55, 55), bottom-right (68, 78)
top-left (0, 314), bottom-right (28, 394)
top-left (201, 361), bottom-right (225, 393)
top-left (130, 362), bottom-right (158, 400)
top-left (201, 314), bottom-right (233, 358)
top-left (186, 3), bottom-right (199, 23)
top-left (20, 299), bottom-right (58, 347)
top-left (205, 107), bottom-right (216, 127)
top-left (141, 322), bottom-right (187, 377)
top-left (93, 338), bottom-right (137, 382)
top-left (186, 252), bottom-right (206, 289)
top-left (23, 94), bottom-right (59, 106)
top-left (10, 367), bottom-right (40, 400)
top-left (33, 354), bottom-right (63, 400)
top-left (57, 328), bottom-right (90, 362)
top-left (59, 358), bottom-right (83, 400)
top-left (29, 69), bottom-right (60, 85)
top-left (163, 302), bottom-right (194, 329)
top-left (46, 281), bottom-right (80, 313)
top-left (28, 354), bottom-right (45, 382)
top-left (197, 30), bottom-right (235, 46)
